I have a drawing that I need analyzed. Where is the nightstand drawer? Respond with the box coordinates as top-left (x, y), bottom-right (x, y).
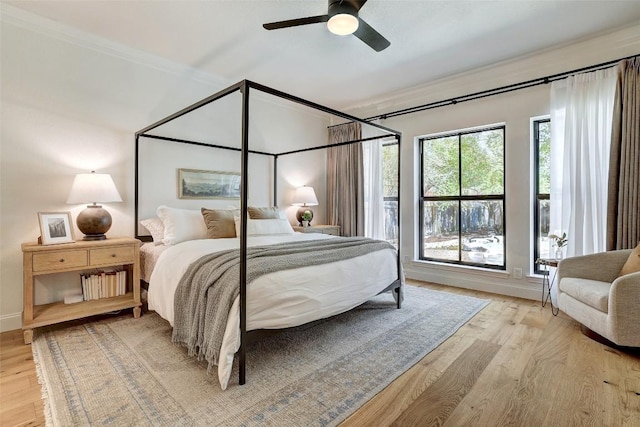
top-left (32, 250), bottom-right (88, 272)
top-left (90, 246), bottom-right (135, 266)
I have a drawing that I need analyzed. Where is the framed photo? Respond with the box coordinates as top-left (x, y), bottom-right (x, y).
top-left (178, 168), bottom-right (241, 199)
top-left (38, 212), bottom-right (75, 245)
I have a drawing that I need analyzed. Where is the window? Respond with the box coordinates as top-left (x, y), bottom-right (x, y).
top-left (419, 125), bottom-right (505, 269)
top-left (533, 118), bottom-right (551, 273)
top-left (382, 142), bottom-right (399, 246)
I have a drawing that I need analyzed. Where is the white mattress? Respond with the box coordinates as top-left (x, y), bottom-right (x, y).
top-left (148, 232), bottom-right (399, 389)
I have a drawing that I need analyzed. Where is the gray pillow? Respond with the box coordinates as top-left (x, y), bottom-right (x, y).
top-left (201, 208), bottom-right (237, 239)
top-left (248, 206), bottom-right (281, 219)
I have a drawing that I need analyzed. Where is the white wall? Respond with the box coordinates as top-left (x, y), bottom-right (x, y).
top-left (0, 6), bottom-right (329, 332)
top-left (349, 24), bottom-right (640, 300)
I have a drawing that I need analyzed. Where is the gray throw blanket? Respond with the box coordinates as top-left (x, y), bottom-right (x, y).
top-left (171, 237), bottom-right (396, 372)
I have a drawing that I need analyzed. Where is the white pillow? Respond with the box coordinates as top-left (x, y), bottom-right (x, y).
top-left (139, 217), bottom-right (165, 245)
top-left (156, 205), bottom-right (207, 245)
top-left (234, 218), bottom-right (294, 236)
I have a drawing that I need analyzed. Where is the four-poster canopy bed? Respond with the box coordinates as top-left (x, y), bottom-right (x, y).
top-left (134, 79), bottom-right (402, 389)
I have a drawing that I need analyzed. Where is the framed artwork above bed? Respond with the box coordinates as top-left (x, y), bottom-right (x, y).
top-left (178, 168), bottom-right (241, 200)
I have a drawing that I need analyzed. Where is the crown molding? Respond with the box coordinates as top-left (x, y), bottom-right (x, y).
top-left (346, 22), bottom-right (640, 118)
top-left (1, 3), bottom-right (333, 122)
top-left (0, 3), bottom-right (229, 87)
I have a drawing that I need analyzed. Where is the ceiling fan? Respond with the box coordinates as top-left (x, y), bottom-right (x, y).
top-left (263, 0), bottom-right (390, 52)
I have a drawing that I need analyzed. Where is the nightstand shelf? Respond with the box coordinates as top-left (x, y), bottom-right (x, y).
top-left (29, 292), bottom-right (137, 329)
top-left (22, 237), bottom-right (141, 344)
top-left (292, 225), bottom-right (340, 236)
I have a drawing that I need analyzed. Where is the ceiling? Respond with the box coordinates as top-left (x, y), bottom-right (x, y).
top-left (5, 0), bottom-right (640, 110)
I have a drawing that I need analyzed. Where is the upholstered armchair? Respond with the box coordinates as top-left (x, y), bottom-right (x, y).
top-left (557, 249), bottom-right (640, 347)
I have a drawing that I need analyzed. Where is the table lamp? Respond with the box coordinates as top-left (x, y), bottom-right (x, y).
top-left (292, 186), bottom-right (318, 226)
top-left (67, 171), bottom-right (122, 240)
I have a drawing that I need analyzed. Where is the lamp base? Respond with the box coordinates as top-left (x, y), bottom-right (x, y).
top-left (76, 205), bottom-right (112, 240)
top-left (296, 207), bottom-right (314, 226)
top-left (82, 234), bottom-right (107, 241)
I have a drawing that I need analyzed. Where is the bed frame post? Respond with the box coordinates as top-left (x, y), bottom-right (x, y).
top-left (396, 133), bottom-right (402, 309)
top-left (134, 134), bottom-right (140, 239)
top-left (273, 154), bottom-right (278, 207)
top-left (239, 80), bottom-right (250, 385)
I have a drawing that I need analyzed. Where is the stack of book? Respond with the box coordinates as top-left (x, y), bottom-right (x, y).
top-left (80, 270), bottom-right (127, 300)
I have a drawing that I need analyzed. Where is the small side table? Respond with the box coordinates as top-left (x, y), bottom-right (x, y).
top-left (22, 237), bottom-right (141, 344)
top-left (537, 258), bottom-right (559, 316)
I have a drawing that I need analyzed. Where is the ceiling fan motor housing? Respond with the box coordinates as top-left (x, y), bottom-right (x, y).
top-left (328, 0), bottom-right (360, 18)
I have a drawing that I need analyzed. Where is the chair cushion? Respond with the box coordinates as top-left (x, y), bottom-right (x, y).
top-left (619, 242), bottom-right (640, 277)
top-left (559, 278), bottom-right (611, 313)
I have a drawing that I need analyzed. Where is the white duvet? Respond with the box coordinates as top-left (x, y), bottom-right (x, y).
top-left (148, 232), bottom-right (398, 389)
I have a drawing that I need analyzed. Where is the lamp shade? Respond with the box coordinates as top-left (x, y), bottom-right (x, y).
top-left (292, 186), bottom-right (318, 206)
top-left (67, 171), bottom-right (122, 204)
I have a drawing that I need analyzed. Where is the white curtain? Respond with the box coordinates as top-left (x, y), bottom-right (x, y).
top-left (362, 124), bottom-right (385, 239)
top-left (550, 67), bottom-right (618, 259)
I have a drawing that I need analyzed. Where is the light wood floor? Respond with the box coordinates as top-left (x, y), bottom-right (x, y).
top-left (1, 280), bottom-right (638, 426)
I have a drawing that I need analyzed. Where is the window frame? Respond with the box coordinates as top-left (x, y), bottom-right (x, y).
top-left (533, 117), bottom-right (551, 274)
top-left (418, 124), bottom-right (506, 270)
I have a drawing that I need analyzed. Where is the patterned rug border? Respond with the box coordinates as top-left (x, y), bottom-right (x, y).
top-left (32, 285), bottom-right (490, 427)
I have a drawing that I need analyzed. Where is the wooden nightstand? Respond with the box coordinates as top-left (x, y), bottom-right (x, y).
top-left (21, 237), bottom-right (141, 344)
top-left (292, 225), bottom-right (341, 236)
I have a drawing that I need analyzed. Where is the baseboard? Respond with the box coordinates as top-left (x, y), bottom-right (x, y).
top-left (405, 263), bottom-right (540, 301)
top-left (0, 312), bottom-right (22, 333)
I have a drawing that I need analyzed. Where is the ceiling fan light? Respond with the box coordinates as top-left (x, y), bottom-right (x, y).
top-left (327, 13), bottom-right (359, 35)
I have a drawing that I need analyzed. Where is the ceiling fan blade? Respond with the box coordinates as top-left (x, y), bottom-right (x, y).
top-left (353, 18), bottom-right (390, 52)
top-left (263, 15), bottom-right (329, 30)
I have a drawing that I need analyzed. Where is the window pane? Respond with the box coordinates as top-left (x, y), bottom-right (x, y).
top-left (461, 200), bottom-right (504, 265)
top-left (422, 201), bottom-right (459, 261)
top-left (384, 200), bottom-right (398, 246)
top-left (382, 144), bottom-right (398, 197)
top-left (534, 119), bottom-right (551, 272)
top-left (538, 198), bottom-right (550, 259)
top-left (461, 129), bottom-right (504, 196)
top-left (538, 121), bottom-right (551, 194)
top-left (423, 136), bottom-right (459, 197)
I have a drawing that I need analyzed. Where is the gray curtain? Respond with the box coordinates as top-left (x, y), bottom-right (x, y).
top-left (326, 123), bottom-right (363, 237)
top-left (607, 56), bottom-right (640, 250)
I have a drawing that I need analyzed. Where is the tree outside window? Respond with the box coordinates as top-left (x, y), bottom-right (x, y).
top-left (534, 118), bottom-right (551, 273)
top-left (382, 142), bottom-right (398, 246)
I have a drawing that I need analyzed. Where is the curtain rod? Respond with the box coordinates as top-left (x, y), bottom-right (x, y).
top-left (364, 53), bottom-right (639, 122)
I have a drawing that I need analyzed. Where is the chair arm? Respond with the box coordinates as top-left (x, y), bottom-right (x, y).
top-left (609, 271), bottom-right (640, 343)
top-left (557, 250), bottom-right (632, 283)
top-left (610, 271), bottom-right (640, 302)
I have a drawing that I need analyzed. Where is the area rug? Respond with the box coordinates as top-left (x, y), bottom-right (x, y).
top-left (32, 285), bottom-right (489, 427)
